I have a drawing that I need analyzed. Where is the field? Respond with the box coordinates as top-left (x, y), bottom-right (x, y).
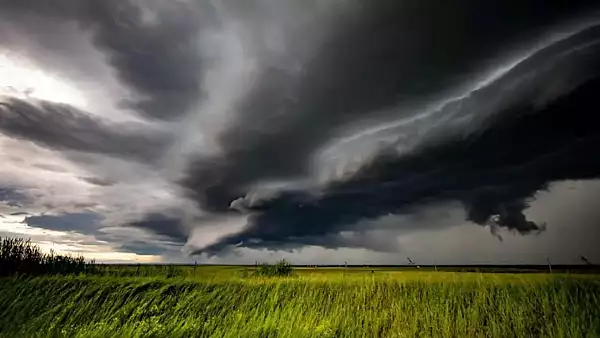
top-left (1, 266), bottom-right (599, 338)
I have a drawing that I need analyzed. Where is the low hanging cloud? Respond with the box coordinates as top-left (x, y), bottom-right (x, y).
top-left (127, 213), bottom-right (188, 244)
top-left (204, 73), bottom-right (600, 253)
top-left (0, 97), bottom-right (171, 163)
top-left (80, 0), bottom-right (211, 120)
top-left (0, 0), bottom-right (599, 259)
top-left (185, 3), bottom-right (600, 255)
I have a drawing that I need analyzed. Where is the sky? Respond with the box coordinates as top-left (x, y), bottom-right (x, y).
top-left (0, 0), bottom-right (599, 264)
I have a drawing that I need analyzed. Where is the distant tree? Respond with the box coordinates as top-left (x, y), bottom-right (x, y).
top-left (254, 259), bottom-right (293, 277)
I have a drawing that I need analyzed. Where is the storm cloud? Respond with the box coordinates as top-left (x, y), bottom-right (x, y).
top-left (0, 0), bottom-right (599, 260)
top-left (128, 212), bottom-right (188, 244)
top-left (183, 0), bottom-right (600, 211)
top-left (0, 97), bottom-right (171, 162)
top-left (184, 1), bottom-right (600, 254)
top-left (204, 73), bottom-right (600, 253)
top-left (0, 0), bottom-right (211, 120)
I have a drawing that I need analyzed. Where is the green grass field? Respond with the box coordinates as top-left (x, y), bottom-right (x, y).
top-left (1, 267), bottom-right (599, 337)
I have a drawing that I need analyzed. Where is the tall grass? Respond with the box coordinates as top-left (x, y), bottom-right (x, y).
top-left (0, 273), bottom-right (598, 337)
top-left (0, 239), bottom-right (598, 337)
top-left (0, 237), bottom-right (97, 276)
top-left (93, 264), bottom-right (185, 278)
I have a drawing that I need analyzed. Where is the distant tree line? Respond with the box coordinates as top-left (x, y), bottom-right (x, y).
top-left (0, 237), bottom-right (99, 277)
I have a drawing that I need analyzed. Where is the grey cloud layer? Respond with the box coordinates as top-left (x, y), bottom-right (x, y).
top-left (80, 1), bottom-right (210, 120)
top-left (1, 0), bottom-right (600, 258)
top-left (0, 0), bottom-right (211, 120)
top-left (186, 1), bottom-right (600, 254)
top-left (0, 97), bottom-right (171, 162)
top-left (184, 1), bottom-right (600, 212)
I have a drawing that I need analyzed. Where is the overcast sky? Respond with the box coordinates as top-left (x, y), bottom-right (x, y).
top-left (0, 0), bottom-right (599, 264)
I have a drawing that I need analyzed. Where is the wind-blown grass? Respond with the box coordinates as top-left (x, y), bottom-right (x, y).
top-left (0, 272), bottom-right (598, 337)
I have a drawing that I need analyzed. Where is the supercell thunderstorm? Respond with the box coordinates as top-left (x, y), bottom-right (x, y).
top-left (0, 0), bottom-right (599, 257)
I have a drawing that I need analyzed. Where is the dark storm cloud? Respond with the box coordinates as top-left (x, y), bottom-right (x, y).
top-left (79, 1), bottom-right (212, 120)
top-left (117, 241), bottom-right (165, 256)
top-left (79, 177), bottom-right (115, 187)
top-left (24, 212), bottom-right (103, 234)
top-left (197, 73), bottom-right (600, 253)
top-left (23, 212), bottom-right (176, 257)
top-left (0, 97), bottom-right (171, 162)
top-left (192, 16), bottom-right (600, 255)
top-left (0, 0), bottom-right (212, 120)
top-left (183, 0), bottom-right (600, 212)
top-left (10, 212), bottom-right (29, 216)
top-left (0, 187), bottom-right (30, 207)
top-left (128, 213), bottom-right (188, 244)
top-left (0, 0), bottom-right (80, 18)
top-left (3, 0), bottom-right (600, 257)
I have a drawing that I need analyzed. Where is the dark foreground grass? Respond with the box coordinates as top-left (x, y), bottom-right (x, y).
top-left (0, 272), bottom-right (599, 338)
